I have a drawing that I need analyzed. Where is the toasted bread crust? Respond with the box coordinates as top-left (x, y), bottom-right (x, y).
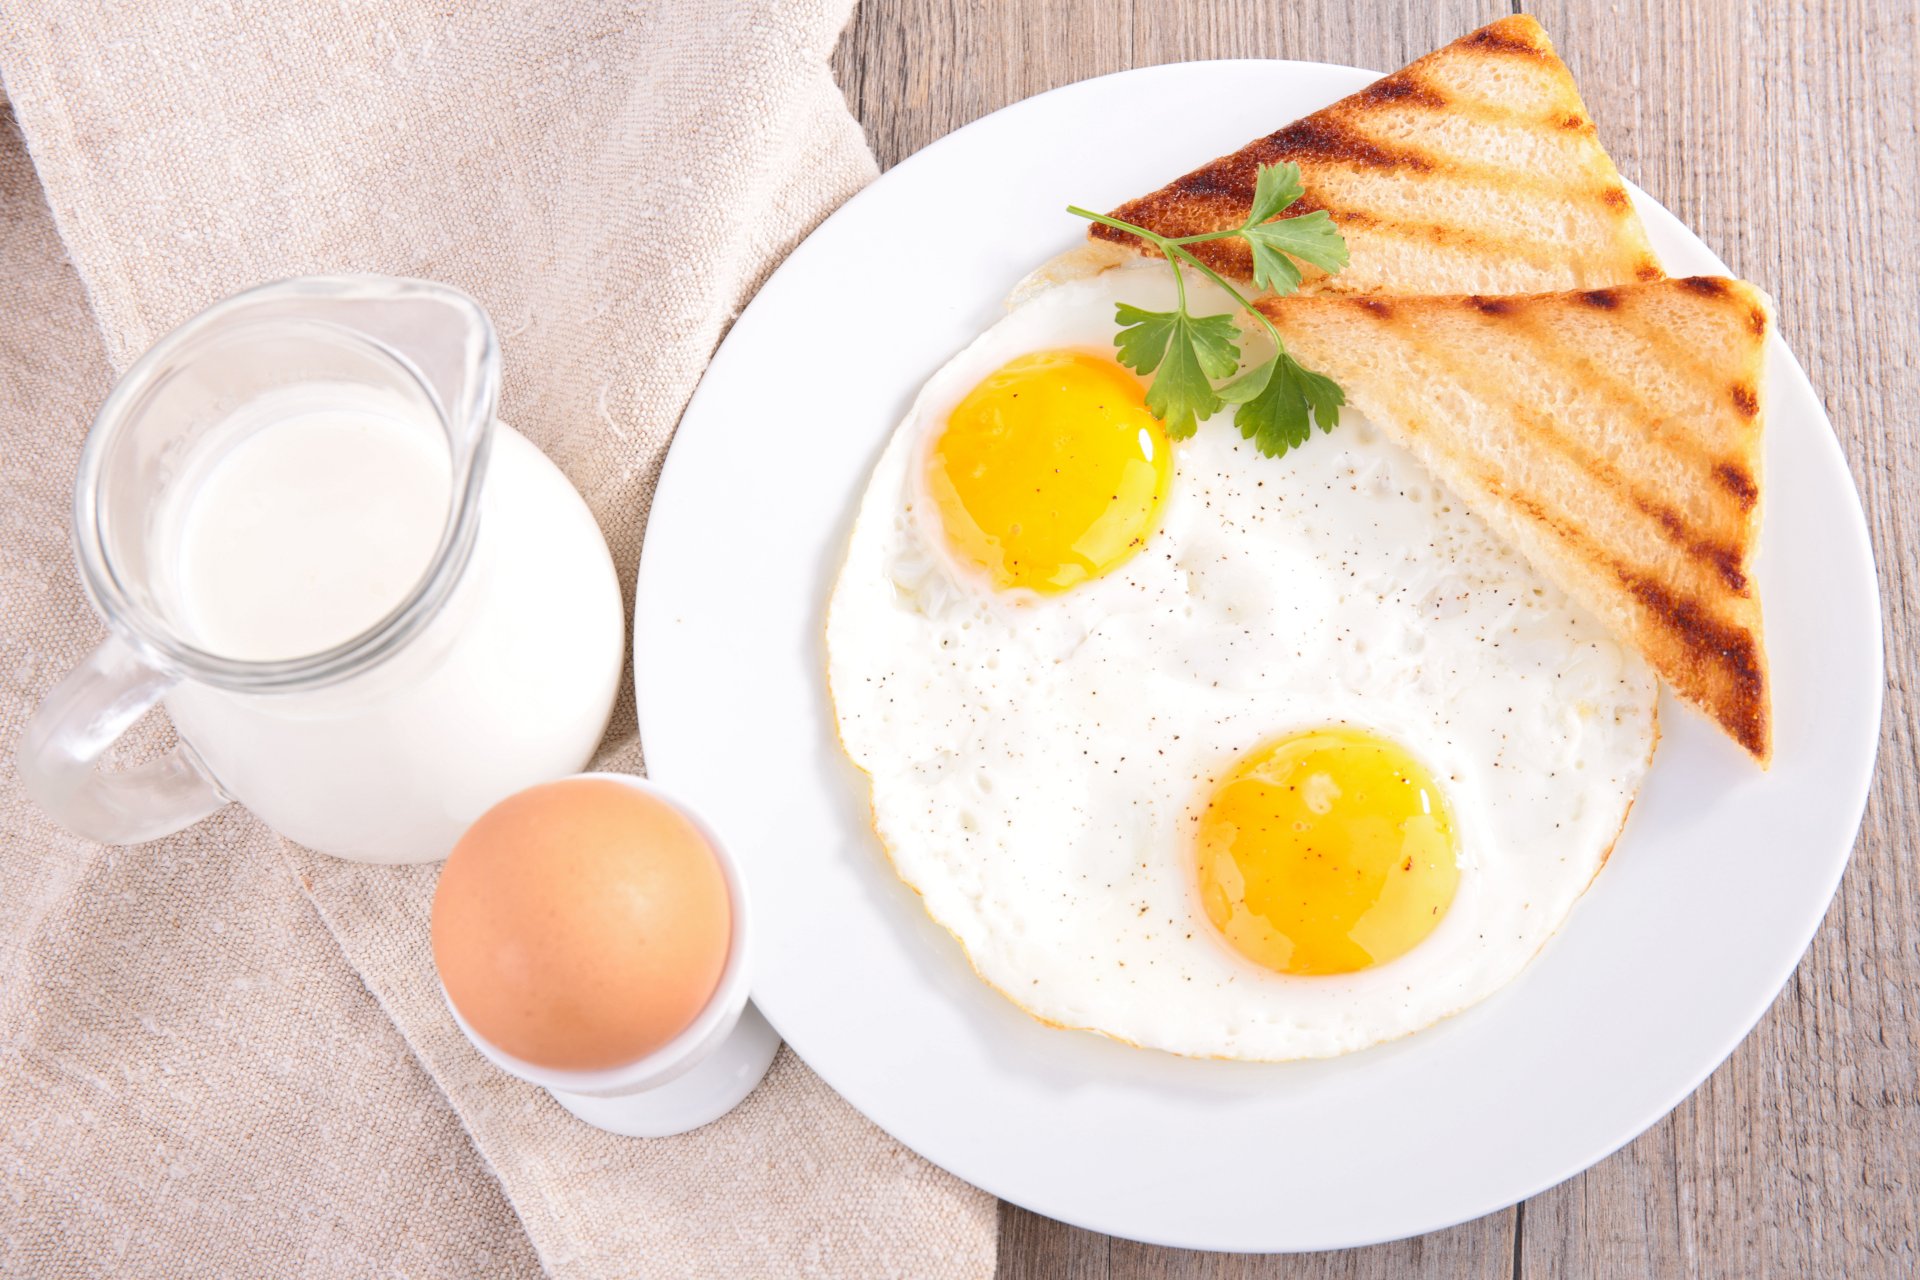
top-left (1258, 276), bottom-right (1772, 760)
top-left (1095, 16), bottom-right (1663, 296)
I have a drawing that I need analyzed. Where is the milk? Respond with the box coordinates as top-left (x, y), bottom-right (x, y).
top-left (157, 390), bottom-right (624, 862)
top-left (169, 401), bottom-right (452, 661)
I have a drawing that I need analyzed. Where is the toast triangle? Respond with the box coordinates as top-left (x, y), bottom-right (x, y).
top-left (1095, 15), bottom-right (1663, 297)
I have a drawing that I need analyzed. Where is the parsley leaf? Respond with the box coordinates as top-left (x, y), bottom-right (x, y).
top-left (1242, 211), bottom-right (1350, 296)
top-left (1245, 161), bottom-right (1307, 226)
top-left (1214, 355), bottom-right (1276, 406)
top-left (1219, 353), bottom-right (1346, 458)
top-left (1112, 305), bottom-right (1239, 437)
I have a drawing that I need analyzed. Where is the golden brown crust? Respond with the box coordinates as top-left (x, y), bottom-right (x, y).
top-left (1095, 16), bottom-right (1663, 297)
top-left (1258, 276), bottom-right (1772, 761)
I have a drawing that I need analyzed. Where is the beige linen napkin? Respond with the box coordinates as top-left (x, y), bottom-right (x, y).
top-left (0, 2), bottom-right (998, 1276)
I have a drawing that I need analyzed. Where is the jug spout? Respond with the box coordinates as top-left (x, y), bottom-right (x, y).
top-left (215, 275), bottom-right (501, 476)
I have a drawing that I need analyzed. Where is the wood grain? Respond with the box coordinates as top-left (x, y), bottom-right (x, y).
top-left (831, 2), bottom-right (1920, 1276)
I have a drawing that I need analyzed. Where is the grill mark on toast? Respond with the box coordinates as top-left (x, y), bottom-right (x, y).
top-left (1617, 574), bottom-right (1768, 757)
top-left (1472, 300), bottom-right (1744, 483)
top-left (1327, 213), bottom-right (1600, 272)
top-left (1461, 21), bottom-right (1550, 56)
top-left (1262, 117), bottom-right (1435, 171)
top-left (1358, 304), bottom-right (1754, 595)
top-left (1714, 462), bottom-right (1760, 509)
top-left (1222, 203), bottom-right (1651, 294)
top-left (1642, 506), bottom-right (1746, 592)
top-left (1679, 276), bottom-right (1730, 297)
top-left (1158, 167), bottom-right (1240, 199)
top-left (1599, 282), bottom-right (1770, 418)
top-left (1345, 93), bottom-right (1595, 135)
top-left (1351, 74), bottom-right (1449, 110)
top-left (1304, 149), bottom-right (1644, 204)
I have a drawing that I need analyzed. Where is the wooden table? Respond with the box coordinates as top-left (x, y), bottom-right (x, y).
top-left (831, 3), bottom-right (1919, 1275)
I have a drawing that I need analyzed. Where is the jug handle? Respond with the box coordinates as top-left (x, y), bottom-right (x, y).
top-left (17, 634), bottom-right (228, 844)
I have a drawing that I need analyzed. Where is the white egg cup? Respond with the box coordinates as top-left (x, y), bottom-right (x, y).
top-left (442, 772), bottom-right (782, 1137)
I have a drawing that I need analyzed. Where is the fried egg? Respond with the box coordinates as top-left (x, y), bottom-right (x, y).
top-left (826, 267), bottom-right (1658, 1060)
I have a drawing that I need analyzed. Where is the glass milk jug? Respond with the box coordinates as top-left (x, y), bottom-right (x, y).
top-left (19, 277), bottom-right (624, 863)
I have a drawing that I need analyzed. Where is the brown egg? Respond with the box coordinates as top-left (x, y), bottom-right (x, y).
top-left (431, 777), bottom-right (732, 1071)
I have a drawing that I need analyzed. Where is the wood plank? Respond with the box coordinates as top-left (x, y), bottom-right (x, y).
top-left (997, 1202), bottom-right (1112, 1280)
top-left (831, 1), bottom-right (1920, 1276)
top-left (1104, 1216), bottom-right (1517, 1280)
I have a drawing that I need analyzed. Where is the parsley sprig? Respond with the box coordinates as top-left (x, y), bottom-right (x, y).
top-left (1068, 162), bottom-right (1350, 458)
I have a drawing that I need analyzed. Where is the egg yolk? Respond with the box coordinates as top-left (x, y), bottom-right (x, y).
top-left (1196, 729), bottom-right (1459, 976)
top-left (927, 350), bottom-right (1171, 592)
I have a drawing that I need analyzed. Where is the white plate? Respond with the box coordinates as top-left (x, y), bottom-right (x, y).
top-left (634, 61), bottom-right (1882, 1251)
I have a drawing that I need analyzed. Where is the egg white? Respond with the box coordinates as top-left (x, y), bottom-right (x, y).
top-left (826, 267), bottom-right (1659, 1060)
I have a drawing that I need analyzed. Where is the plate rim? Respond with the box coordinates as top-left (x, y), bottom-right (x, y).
top-left (635, 57), bottom-right (1885, 1252)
